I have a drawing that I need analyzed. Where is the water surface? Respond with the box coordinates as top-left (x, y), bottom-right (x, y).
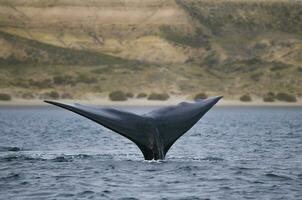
top-left (0, 106), bottom-right (302, 199)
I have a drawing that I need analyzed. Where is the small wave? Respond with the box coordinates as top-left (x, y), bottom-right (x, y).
top-left (167, 156), bottom-right (224, 162)
top-left (0, 146), bottom-right (24, 152)
top-left (253, 180), bottom-right (264, 184)
top-left (0, 173), bottom-right (22, 181)
top-left (144, 169), bottom-right (158, 172)
top-left (236, 167), bottom-right (255, 170)
top-left (51, 154), bottom-right (95, 162)
top-left (144, 159), bottom-right (165, 164)
top-left (0, 155), bottom-right (45, 162)
top-left (0, 153), bottom-right (98, 162)
top-left (166, 180), bottom-right (181, 184)
top-left (176, 165), bottom-right (204, 171)
top-left (231, 166), bottom-right (257, 171)
top-left (51, 156), bottom-right (72, 162)
top-left (201, 156), bottom-right (224, 161)
top-left (265, 173), bottom-right (293, 180)
top-left (78, 190), bottom-right (95, 196)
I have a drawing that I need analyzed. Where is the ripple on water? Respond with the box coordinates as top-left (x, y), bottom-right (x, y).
top-left (79, 190), bottom-right (94, 195)
top-left (200, 156), bottom-right (225, 161)
top-left (0, 173), bottom-right (22, 181)
top-left (265, 173), bottom-right (293, 181)
top-left (0, 153), bottom-right (115, 163)
top-left (0, 146), bottom-right (24, 152)
top-left (0, 154), bottom-right (45, 162)
top-left (176, 165), bottom-right (204, 172)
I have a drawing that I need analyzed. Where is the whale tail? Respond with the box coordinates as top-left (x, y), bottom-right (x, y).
top-left (44, 96), bottom-right (222, 160)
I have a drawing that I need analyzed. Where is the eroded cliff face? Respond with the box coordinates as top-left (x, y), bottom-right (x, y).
top-left (0, 0), bottom-right (301, 97)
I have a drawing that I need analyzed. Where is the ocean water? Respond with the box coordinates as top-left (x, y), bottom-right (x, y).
top-left (0, 105), bottom-right (301, 200)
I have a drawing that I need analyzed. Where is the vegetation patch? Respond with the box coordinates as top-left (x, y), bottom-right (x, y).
top-left (160, 25), bottom-right (210, 48)
top-left (203, 52), bottom-right (220, 67)
top-left (177, 0), bottom-right (302, 34)
top-left (0, 93), bottom-right (12, 101)
top-left (263, 92), bottom-right (275, 102)
top-left (109, 91), bottom-right (127, 101)
top-left (270, 62), bottom-right (291, 71)
top-left (240, 94), bottom-right (252, 102)
top-left (0, 31), bottom-right (135, 66)
top-left (275, 92), bottom-right (297, 102)
top-left (147, 93), bottom-right (170, 101)
top-left (137, 93), bottom-right (148, 98)
top-left (194, 93), bottom-right (207, 101)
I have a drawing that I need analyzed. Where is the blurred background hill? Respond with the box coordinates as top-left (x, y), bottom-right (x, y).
top-left (0, 0), bottom-right (301, 101)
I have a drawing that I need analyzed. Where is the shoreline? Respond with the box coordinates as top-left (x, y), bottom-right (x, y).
top-left (0, 98), bottom-right (302, 107)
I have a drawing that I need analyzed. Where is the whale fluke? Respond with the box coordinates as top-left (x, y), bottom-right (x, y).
top-left (44, 96), bottom-right (222, 160)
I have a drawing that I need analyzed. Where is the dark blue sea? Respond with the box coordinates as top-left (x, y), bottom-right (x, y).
top-left (0, 105), bottom-right (302, 199)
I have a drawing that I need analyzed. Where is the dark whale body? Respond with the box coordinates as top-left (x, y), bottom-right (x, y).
top-left (44, 96), bottom-right (222, 160)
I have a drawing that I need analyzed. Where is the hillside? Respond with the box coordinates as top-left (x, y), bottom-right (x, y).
top-left (0, 0), bottom-right (301, 100)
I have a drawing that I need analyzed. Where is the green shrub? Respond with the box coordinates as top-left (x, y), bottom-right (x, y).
top-left (275, 92), bottom-right (297, 102)
top-left (160, 25), bottom-right (210, 48)
top-left (254, 43), bottom-right (268, 50)
top-left (263, 92), bottom-right (275, 102)
top-left (270, 61), bottom-right (292, 71)
top-left (137, 93), bottom-right (148, 98)
top-left (240, 94), bottom-right (252, 102)
top-left (109, 91), bottom-right (127, 101)
top-left (203, 53), bottom-right (219, 67)
top-left (147, 93), bottom-right (170, 101)
top-left (194, 93), bottom-right (207, 101)
top-left (267, 92), bottom-right (275, 97)
top-left (22, 92), bottom-right (35, 99)
top-left (0, 93), bottom-right (12, 101)
top-left (126, 92), bottom-right (134, 98)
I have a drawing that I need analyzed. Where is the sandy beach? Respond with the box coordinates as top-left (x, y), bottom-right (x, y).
top-left (1, 97), bottom-right (301, 107)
